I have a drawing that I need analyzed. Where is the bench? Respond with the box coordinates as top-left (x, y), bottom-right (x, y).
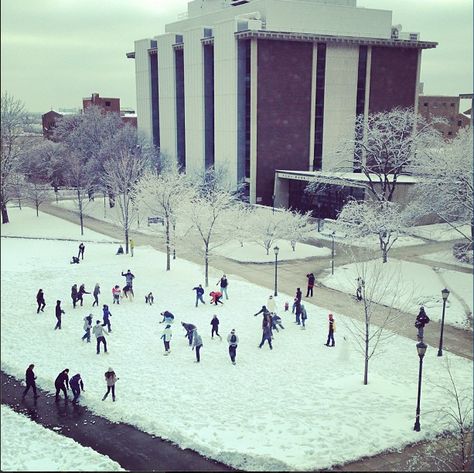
top-left (147, 216), bottom-right (164, 226)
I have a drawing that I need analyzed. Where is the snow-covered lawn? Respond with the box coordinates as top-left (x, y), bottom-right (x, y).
top-left (0, 405), bottom-right (123, 471)
top-left (420, 250), bottom-right (473, 269)
top-left (321, 259), bottom-right (473, 330)
top-left (406, 222), bottom-right (470, 241)
top-left (1, 213), bottom-right (472, 471)
top-left (214, 240), bottom-right (331, 263)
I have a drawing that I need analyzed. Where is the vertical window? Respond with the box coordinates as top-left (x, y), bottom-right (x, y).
top-left (150, 41), bottom-right (160, 148)
top-left (175, 48), bottom-right (186, 170)
top-left (313, 43), bottom-right (326, 171)
top-left (354, 45), bottom-right (368, 172)
top-left (203, 44), bottom-right (215, 169)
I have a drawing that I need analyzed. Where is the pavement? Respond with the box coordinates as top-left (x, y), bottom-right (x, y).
top-left (3, 201), bottom-right (472, 472)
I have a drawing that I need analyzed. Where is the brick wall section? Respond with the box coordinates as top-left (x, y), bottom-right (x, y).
top-left (369, 47), bottom-right (418, 113)
top-left (256, 40), bottom-right (313, 205)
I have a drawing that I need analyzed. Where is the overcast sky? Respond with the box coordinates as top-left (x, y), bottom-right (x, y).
top-left (1, 0), bottom-right (472, 113)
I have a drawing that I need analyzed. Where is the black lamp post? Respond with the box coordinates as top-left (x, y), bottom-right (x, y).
top-left (414, 341), bottom-right (427, 432)
top-left (437, 288), bottom-right (450, 357)
top-left (330, 232), bottom-right (335, 275)
top-left (273, 246), bottom-right (279, 296)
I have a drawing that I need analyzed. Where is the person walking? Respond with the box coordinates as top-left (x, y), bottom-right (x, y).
top-left (161, 324), bottom-right (172, 355)
top-left (258, 321), bottom-right (273, 350)
top-left (267, 295), bottom-right (277, 315)
top-left (356, 277), bottom-right (364, 301)
top-left (36, 289), bottom-right (46, 314)
top-left (78, 242), bottom-right (85, 260)
top-left (71, 284), bottom-right (78, 309)
top-left (227, 329), bottom-right (239, 365)
top-left (129, 238), bottom-right (135, 257)
top-left (325, 313), bottom-right (336, 347)
top-left (193, 284), bottom-right (206, 307)
top-left (300, 304), bottom-right (308, 329)
top-left (112, 285), bottom-right (121, 304)
top-left (77, 284), bottom-right (90, 307)
top-left (209, 290), bottom-right (223, 305)
top-left (306, 273), bottom-right (315, 297)
top-left (415, 306), bottom-right (430, 341)
top-left (210, 315), bottom-right (222, 340)
top-left (121, 270), bottom-right (135, 297)
top-left (70, 373), bottom-right (84, 403)
top-left (54, 300), bottom-right (65, 330)
top-left (82, 314), bottom-right (93, 342)
top-left (22, 364), bottom-right (39, 399)
top-left (102, 368), bottom-right (118, 402)
top-left (54, 368), bottom-right (69, 401)
top-left (182, 322), bottom-right (196, 346)
top-left (191, 328), bottom-right (203, 363)
top-left (102, 304), bottom-right (112, 333)
top-left (145, 292), bottom-right (154, 305)
top-left (217, 275), bottom-right (229, 300)
top-left (93, 320), bottom-right (108, 354)
top-left (92, 283), bottom-right (100, 307)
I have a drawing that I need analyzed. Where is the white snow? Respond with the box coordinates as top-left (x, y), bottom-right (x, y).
top-left (420, 250), bottom-right (473, 269)
top-left (406, 222), bottom-right (470, 241)
top-left (1, 211), bottom-right (472, 471)
top-left (0, 405), bottom-right (123, 471)
top-left (321, 259), bottom-right (473, 330)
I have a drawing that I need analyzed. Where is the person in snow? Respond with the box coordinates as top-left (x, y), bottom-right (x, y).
top-left (294, 298), bottom-right (303, 325)
top-left (258, 320), bottom-right (273, 350)
top-left (254, 305), bottom-right (271, 321)
top-left (82, 314), bottom-right (93, 342)
top-left (217, 275), bottom-right (229, 300)
top-left (193, 284), bottom-right (206, 307)
top-left (300, 304), bottom-right (308, 329)
top-left (36, 289), bottom-right (46, 313)
top-left (161, 324), bottom-right (172, 355)
top-left (325, 313), bottom-right (336, 347)
top-left (306, 273), bottom-right (315, 297)
top-left (70, 256), bottom-right (80, 264)
top-left (102, 304), bottom-right (112, 333)
top-left (356, 277), bottom-right (364, 302)
top-left (77, 283), bottom-right (90, 307)
top-left (102, 368), bottom-right (118, 402)
top-left (145, 292), bottom-right (154, 305)
top-left (209, 290), bottom-right (224, 306)
top-left (71, 284), bottom-right (78, 308)
top-left (160, 311), bottom-right (175, 325)
top-left (92, 283), bottom-right (100, 307)
top-left (70, 373), bottom-right (84, 403)
top-left (210, 315), bottom-right (222, 340)
top-left (122, 284), bottom-right (133, 300)
top-left (191, 328), bottom-right (203, 363)
top-left (116, 244), bottom-right (124, 255)
top-left (415, 306), bottom-right (430, 341)
top-left (54, 368), bottom-right (69, 401)
top-left (112, 285), bottom-right (121, 304)
top-left (121, 270), bottom-right (135, 296)
top-left (93, 320), bottom-right (108, 354)
top-left (227, 329), bottom-right (239, 365)
top-left (78, 242), bottom-right (85, 260)
top-left (129, 238), bottom-right (135, 257)
top-left (271, 313), bottom-right (285, 332)
top-left (54, 300), bottom-right (65, 330)
top-left (267, 295), bottom-right (277, 315)
top-left (22, 364), bottom-right (39, 399)
top-left (182, 322), bottom-right (196, 345)
top-left (295, 287), bottom-right (302, 304)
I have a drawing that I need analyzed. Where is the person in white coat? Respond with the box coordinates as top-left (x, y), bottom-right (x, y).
top-left (191, 329), bottom-right (203, 363)
top-left (267, 295), bottom-right (277, 314)
top-left (92, 320), bottom-right (107, 354)
top-left (161, 324), bottom-right (172, 355)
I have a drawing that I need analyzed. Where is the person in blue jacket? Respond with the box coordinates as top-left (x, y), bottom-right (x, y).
top-left (182, 322), bottom-right (196, 345)
top-left (70, 373), bottom-right (84, 403)
top-left (210, 315), bottom-right (221, 339)
top-left (102, 304), bottom-right (112, 332)
top-left (192, 284), bottom-right (206, 307)
top-left (160, 311), bottom-right (175, 325)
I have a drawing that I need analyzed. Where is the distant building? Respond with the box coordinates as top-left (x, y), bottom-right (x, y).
top-left (418, 94), bottom-right (471, 138)
top-left (83, 93), bottom-right (120, 114)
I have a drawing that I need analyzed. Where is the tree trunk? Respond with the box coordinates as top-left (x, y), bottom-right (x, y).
top-left (1, 203), bottom-right (9, 224)
top-left (36, 203), bottom-right (39, 217)
top-left (18, 197), bottom-right (22, 210)
top-left (77, 189), bottom-right (84, 236)
top-left (205, 246), bottom-right (209, 287)
top-left (165, 219), bottom-right (171, 271)
top-left (125, 228), bottom-right (129, 254)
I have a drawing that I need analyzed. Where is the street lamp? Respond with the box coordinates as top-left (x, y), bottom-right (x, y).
top-left (414, 341), bottom-right (427, 432)
top-left (437, 288), bottom-right (450, 357)
top-left (330, 232), bottom-right (335, 275)
top-left (273, 246), bottom-right (279, 296)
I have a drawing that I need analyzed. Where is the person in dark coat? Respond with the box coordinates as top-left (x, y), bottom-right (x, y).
top-left (70, 373), bottom-right (84, 403)
top-left (54, 300), bottom-right (65, 330)
top-left (306, 273), bottom-right (315, 297)
top-left (102, 304), bottom-right (112, 332)
top-left (54, 368), bottom-right (69, 401)
top-left (77, 284), bottom-right (90, 307)
top-left (121, 270), bottom-right (135, 297)
top-left (36, 289), bottom-right (46, 313)
top-left (217, 275), bottom-right (229, 300)
top-left (258, 321), bottom-right (273, 350)
top-left (193, 284), bottom-right (206, 307)
top-left (254, 305), bottom-right (271, 323)
top-left (78, 242), bottom-right (85, 260)
top-left (160, 311), bottom-right (175, 325)
top-left (271, 313), bottom-right (285, 332)
top-left (210, 315), bottom-right (221, 339)
top-left (182, 322), bottom-right (196, 346)
top-left (92, 283), bottom-right (100, 307)
top-left (324, 313), bottom-right (335, 347)
top-left (227, 329), bottom-right (239, 365)
top-left (415, 306), bottom-right (430, 341)
top-left (70, 256), bottom-right (80, 264)
top-left (22, 364), bottom-right (39, 399)
top-left (71, 284), bottom-right (78, 308)
top-left (145, 292), bottom-right (154, 305)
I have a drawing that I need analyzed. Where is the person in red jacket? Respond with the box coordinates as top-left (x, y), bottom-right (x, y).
top-left (112, 285), bottom-right (121, 304)
top-left (209, 291), bottom-right (223, 305)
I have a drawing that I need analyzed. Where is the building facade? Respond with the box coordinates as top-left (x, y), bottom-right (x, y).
top-left (128, 0), bottom-right (436, 207)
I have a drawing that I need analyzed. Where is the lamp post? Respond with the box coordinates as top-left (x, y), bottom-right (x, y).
top-left (330, 232), bottom-right (335, 275)
top-left (414, 341), bottom-right (427, 432)
top-left (273, 246), bottom-right (279, 296)
top-left (437, 288), bottom-right (450, 357)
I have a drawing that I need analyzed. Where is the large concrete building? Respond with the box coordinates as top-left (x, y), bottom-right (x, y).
top-left (127, 0), bottom-right (436, 209)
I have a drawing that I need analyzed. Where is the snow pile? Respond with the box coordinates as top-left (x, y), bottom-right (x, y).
top-left (321, 259), bottom-right (473, 330)
top-left (1, 212), bottom-right (472, 471)
top-left (406, 222), bottom-right (471, 241)
top-left (0, 405), bottom-right (123, 471)
top-left (420, 250), bottom-right (473, 269)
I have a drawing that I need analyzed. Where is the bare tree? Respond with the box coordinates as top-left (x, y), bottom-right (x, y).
top-left (284, 210), bottom-right (313, 251)
top-left (25, 182), bottom-right (50, 217)
top-left (9, 172), bottom-right (26, 209)
top-left (228, 203), bottom-right (254, 248)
